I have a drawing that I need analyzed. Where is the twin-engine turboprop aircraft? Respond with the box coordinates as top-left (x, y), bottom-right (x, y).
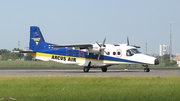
top-left (22, 26), bottom-right (159, 72)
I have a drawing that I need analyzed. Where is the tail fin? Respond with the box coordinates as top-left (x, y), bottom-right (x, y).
top-left (29, 26), bottom-right (54, 51)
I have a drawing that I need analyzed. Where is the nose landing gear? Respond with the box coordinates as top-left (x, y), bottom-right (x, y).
top-left (143, 65), bottom-right (150, 72)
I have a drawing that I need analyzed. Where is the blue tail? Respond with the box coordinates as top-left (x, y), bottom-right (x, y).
top-left (29, 26), bottom-right (55, 51)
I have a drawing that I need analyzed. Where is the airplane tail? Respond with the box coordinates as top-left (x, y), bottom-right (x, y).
top-left (29, 26), bottom-right (54, 51)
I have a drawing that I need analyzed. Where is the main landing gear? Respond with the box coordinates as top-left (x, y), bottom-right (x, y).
top-left (101, 67), bottom-right (107, 72)
top-left (143, 65), bottom-right (150, 72)
top-left (83, 66), bottom-right (90, 72)
top-left (83, 61), bottom-right (91, 72)
top-left (83, 61), bottom-right (108, 72)
top-left (83, 66), bottom-right (108, 72)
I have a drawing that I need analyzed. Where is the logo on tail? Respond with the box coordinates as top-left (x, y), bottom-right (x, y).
top-left (31, 38), bottom-right (40, 45)
top-left (29, 26), bottom-right (56, 51)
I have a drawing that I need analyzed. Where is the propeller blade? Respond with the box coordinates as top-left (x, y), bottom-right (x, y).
top-left (102, 38), bottom-right (106, 46)
top-left (96, 38), bottom-right (107, 60)
top-left (96, 42), bottom-right (101, 47)
top-left (97, 49), bottom-right (101, 60)
top-left (104, 51), bottom-right (108, 55)
top-left (98, 54), bottom-right (101, 60)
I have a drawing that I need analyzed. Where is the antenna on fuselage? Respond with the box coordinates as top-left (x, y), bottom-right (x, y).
top-left (145, 42), bottom-right (147, 54)
top-left (127, 37), bottom-right (129, 45)
top-left (126, 37), bottom-right (140, 48)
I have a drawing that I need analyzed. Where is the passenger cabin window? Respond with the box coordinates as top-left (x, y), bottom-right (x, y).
top-left (73, 52), bottom-right (76, 56)
top-left (79, 51), bottom-right (84, 57)
top-left (66, 52), bottom-right (69, 56)
top-left (117, 51), bottom-right (121, 55)
top-left (107, 52), bottom-right (110, 55)
top-left (113, 52), bottom-right (116, 55)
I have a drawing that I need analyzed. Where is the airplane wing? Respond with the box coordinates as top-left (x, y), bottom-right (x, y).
top-left (50, 44), bottom-right (93, 49)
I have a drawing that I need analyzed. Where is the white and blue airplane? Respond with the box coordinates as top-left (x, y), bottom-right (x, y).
top-left (22, 26), bottom-right (159, 72)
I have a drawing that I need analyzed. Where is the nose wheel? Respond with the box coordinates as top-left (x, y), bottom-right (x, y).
top-left (144, 67), bottom-right (150, 72)
top-left (143, 65), bottom-right (150, 72)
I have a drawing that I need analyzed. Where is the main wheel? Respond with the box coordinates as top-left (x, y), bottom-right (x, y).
top-left (83, 67), bottom-right (90, 72)
top-left (144, 67), bottom-right (150, 72)
top-left (101, 67), bottom-right (107, 72)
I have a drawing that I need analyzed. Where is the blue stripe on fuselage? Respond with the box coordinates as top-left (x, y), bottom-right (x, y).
top-left (36, 48), bottom-right (145, 64)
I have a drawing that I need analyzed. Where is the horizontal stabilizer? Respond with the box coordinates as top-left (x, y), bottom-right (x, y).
top-left (20, 51), bottom-right (36, 53)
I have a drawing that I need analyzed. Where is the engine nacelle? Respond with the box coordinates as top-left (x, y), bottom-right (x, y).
top-left (89, 47), bottom-right (100, 53)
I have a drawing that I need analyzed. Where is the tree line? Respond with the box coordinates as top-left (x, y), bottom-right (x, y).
top-left (0, 48), bottom-right (33, 61)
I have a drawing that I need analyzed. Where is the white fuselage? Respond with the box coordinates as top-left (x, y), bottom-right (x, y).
top-left (33, 44), bottom-right (157, 68)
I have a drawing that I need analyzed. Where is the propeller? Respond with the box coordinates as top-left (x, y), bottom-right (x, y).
top-left (96, 38), bottom-right (108, 59)
top-left (127, 37), bottom-right (140, 48)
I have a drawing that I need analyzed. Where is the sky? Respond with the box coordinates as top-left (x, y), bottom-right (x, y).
top-left (0, 0), bottom-right (180, 55)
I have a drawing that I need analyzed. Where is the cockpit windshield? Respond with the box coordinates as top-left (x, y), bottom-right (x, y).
top-left (126, 49), bottom-right (141, 56)
top-left (130, 49), bottom-right (141, 54)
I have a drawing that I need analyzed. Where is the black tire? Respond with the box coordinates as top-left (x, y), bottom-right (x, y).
top-left (144, 68), bottom-right (150, 72)
top-left (83, 67), bottom-right (89, 72)
top-left (101, 67), bottom-right (107, 72)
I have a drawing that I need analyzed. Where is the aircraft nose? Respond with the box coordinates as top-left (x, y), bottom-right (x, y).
top-left (154, 59), bottom-right (159, 65)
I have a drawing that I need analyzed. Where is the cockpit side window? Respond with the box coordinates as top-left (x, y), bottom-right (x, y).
top-left (126, 50), bottom-right (133, 56)
top-left (126, 49), bottom-right (141, 56)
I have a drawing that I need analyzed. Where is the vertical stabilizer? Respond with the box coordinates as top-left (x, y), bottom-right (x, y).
top-left (29, 26), bottom-right (54, 51)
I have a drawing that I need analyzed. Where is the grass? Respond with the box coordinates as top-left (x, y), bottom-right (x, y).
top-left (0, 76), bottom-right (180, 101)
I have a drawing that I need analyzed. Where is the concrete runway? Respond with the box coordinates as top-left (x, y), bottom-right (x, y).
top-left (0, 67), bottom-right (179, 76)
